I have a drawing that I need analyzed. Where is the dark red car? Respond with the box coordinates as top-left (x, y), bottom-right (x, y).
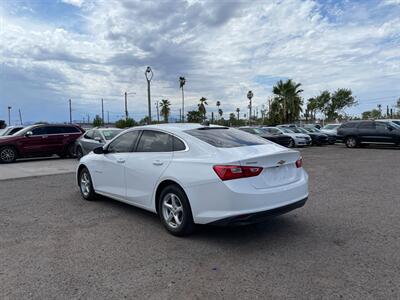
top-left (0, 124), bottom-right (84, 163)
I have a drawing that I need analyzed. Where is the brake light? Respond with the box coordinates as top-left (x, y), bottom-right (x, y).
top-left (296, 157), bottom-right (303, 168)
top-left (213, 165), bottom-right (263, 181)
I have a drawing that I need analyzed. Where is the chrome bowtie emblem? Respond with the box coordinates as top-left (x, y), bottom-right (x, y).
top-left (277, 160), bottom-right (286, 165)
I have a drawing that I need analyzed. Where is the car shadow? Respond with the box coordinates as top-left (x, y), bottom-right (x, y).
top-left (15, 155), bottom-right (74, 163)
top-left (93, 193), bottom-right (308, 243)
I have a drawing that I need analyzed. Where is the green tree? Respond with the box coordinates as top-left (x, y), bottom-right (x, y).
top-left (306, 97), bottom-right (318, 121)
top-left (362, 109), bottom-right (381, 120)
top-left (93, 115), bottom-right (103, 127)
top-left (272, 79), bottom-right (303, 123)
top-left (328, 89), bottom-right (356, 119)
top-left (187, 110), bottom-right (203, 123)
top-left (159, 99), bottom-right (171, 123)
top-left (315, 90), bottom-right (331, 119)
top-left (115, 117), bottom-right (137, 128)
top-left (198, 97), bottom-right (208, 121)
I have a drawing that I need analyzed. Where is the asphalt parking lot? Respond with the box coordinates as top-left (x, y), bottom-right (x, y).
top-left (1, 145), bottom-right (399, 299)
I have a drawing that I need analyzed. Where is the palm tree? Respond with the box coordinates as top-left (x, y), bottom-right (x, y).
top-left (306, 97), bottom-right (318, 121)
top-left (198, 97), bottom-right (208, 121)
top-left (272, 79), bottom-right (303, 123)
top-left (218, 108), bottom-right (223, 120)
top-left (179, 77), bottom-right (186, 122)
top-left (216, 101), bottom-right (221, 120)
top-left (159, 99), bottom-right (171, 123)
top-left (236, 107), bottom-right (240, 120)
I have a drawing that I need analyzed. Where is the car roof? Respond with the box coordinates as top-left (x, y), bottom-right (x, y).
top-left (133, 123), bottom-right (225, 133)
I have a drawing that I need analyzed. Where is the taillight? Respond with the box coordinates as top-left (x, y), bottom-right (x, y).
top-left (296, 157), bottom-right (303, 168)
top-left (213, 165), bottom-right (263, 181)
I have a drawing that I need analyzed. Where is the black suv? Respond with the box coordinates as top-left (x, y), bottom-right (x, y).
top-left (337, 120), bottom-right (400, 148)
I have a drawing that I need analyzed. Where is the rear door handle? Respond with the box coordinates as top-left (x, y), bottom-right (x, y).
top-left (153, 160), bottom-right (164, 166)
top-left (117, 158), bottom-right (125, 164)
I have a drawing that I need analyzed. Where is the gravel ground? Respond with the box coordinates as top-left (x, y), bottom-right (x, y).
top-left (1, 144), bottom-right (399, 299)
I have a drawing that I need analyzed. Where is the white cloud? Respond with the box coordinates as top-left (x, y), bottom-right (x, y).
top-left (61, 0), bottom-right (84, 7)
top-left (1, 0), bottom-right (400, 123)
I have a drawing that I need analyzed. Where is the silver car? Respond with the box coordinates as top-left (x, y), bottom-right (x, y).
top-left (75, 128), bottom-right (122, 158)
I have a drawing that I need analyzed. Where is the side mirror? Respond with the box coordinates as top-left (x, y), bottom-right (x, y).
top-left (94, 137), bottom-right (103, 143)
top-left (93, 146), bottom-right (105, 154)
top-left (25, 131), bottom-right (33, 137)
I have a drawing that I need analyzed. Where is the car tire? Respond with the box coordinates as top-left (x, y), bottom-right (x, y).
top-left (158, 184), bottom-right (195, 236)
top-left (345, 136), bottom-right (358, 148)
top-left (78, 167), bottom-right (97, 201)
top-left (288, 138), bottom-right (295, 148)
top-left (76, 146), bottom-right (84, 159)
top-left (0, 146), bottom-right (17, 163)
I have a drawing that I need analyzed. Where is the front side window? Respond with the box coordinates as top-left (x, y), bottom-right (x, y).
top-left (185, 127), bottom-right (268, 148)
top-left (32, 127), bottom-right (48, 135)
top-left (107, 131), bottom-right (139, 153)
top-left (136, 130), bottom-right (173, 152)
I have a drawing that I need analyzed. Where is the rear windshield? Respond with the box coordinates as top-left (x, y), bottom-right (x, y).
top-left (184, 127), bottom-right (268, 148)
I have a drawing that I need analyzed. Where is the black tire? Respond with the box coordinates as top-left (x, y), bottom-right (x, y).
top-left (345, 136), bottom-right (358, 148)
top-left (78, 167), bottom-right (97, 201)
top-left (76, 146), bottom-right (84, 160)
top-left (0, 146), bottom-right (17, 163)
top-left (158, 184), bottom-right (194, 236)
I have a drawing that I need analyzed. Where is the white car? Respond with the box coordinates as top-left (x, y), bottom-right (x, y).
top-left (77, 124), bottom-right (309, 236)
top-left (263, 127), bottom-right (312, 147)
top-left (320, 124), bottom-right (341, 135)
top-left (376, 119), bottom-right (400, 127)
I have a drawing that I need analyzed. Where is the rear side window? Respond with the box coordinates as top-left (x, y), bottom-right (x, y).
top-left (62, 126), bottom-right (80, 133)
top-left (185, 128), bottom-right (268, 148)
top-left (108, 131), bottom-right (139, 153)
top-left (47, 126), bottom-right (64, 134)
top-left (172, 136), bottom-right (186, 151)
top-left (9, 127), bottom-right (22, 135)
top-left (136, 130), bottom-right (173, 152)
top-left (358, 122), bottom-right (374, 129)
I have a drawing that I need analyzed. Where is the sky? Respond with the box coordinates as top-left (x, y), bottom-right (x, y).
top-left (0, 0), bottom-right (399, 124)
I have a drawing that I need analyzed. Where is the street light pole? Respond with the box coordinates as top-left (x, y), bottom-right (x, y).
top-left (155, 101), bottom-right (160, 123)
top-left (7, 106), bottom-right (12, 126)
top-left (124, 92), bottom-right (128, 120)
top-left (101, 98), bottom-right (104, 126)
top-left (145, 66), bottom-right (153, 123)
top-left (69, 99), bottom-right (72, 124)
top-left (179, 77), bottom-right (186, 123)
top-left (247, 91), bottom-right (253, 125)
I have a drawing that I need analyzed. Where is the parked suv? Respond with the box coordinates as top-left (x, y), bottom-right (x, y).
top-left (338, 120), bottom-right (400, 148)
top-left (0, 124), bottom-right (84, 163)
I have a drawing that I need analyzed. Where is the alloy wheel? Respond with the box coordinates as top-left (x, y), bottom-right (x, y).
top-left (162, 193), bottom-right (184, 229)
top-left (346, 137), bottom-right (357, 148)
top-left (0, 147), bottom-right (16, 163)
top-left (80, 171), bottom-right (91, 197)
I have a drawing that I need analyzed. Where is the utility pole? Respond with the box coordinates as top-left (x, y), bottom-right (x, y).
top-left (247, 91), bottom-right (253, 126)
top-left (179, 108), bottom-right (182, 123)
top-left (107, 111), bottom-right (110, 124)
top-left (101, 98), bottom-right (104, 125)
top-left (155, 101), bottom-right (160, 123)
top-left (69, 99), bottom-right (72, 124)
top-left (124, 92), bottom-right (128, 120)
top-left (211, 112), bottom-right (214, 124)
top-left (145, 66), bottom-right (153, 123)
top-left (18, 109), bottom-right (23, 125)
top-left (7, 106), bottom-right (12, 126)
top-left (87, 114), bottom-right (90, 124)
top-left (179, 77), bottom-right (186, 122)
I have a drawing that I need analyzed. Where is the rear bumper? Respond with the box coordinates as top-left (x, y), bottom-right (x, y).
top-left (185, 169), bottom-right (309, 224)
top-left (209, 197), bottom-right (308, 226)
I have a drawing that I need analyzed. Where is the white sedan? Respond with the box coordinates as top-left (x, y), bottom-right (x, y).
top-left (77, 124), bottom-right (309, 236)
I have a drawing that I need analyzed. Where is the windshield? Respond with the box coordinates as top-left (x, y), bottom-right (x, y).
top-left (13, 125), bottom-right (37, 136)
top-left (388, 121), bottom-right (400, 129)
top-left (185, 127), bottom-right (269, 148)
top-left (391, 120), bottom-right (400, 126)
top-left (323, 124), bottom-right (340, 130)
top-left (280, 128), bottom-right (294, 133)
top-left (297, 128), bottom-right (310, 134)
top-left (102, 129), bottom-right (122, 140)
